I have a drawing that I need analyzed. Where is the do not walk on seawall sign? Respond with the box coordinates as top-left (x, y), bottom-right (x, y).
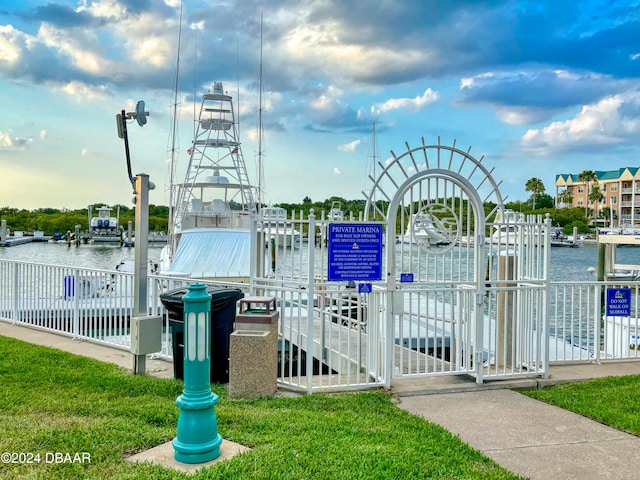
top-left (606, 287), bottom-right (632, 317)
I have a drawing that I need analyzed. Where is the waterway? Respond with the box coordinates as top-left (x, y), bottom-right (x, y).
top-left (0, 241), bottom-right (165, 271)
top-left (3, 240), bottom-right (640, 281)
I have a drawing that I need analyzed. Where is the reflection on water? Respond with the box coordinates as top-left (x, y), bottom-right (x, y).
top-left (0, 242), bottom-right (164, 271)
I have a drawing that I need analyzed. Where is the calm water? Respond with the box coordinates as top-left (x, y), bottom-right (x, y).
top-left (4, 240), bottom-right (640, 281)
top-left (0, 241), bottom-right (165, 271)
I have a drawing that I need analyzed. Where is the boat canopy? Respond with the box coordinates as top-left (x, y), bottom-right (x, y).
top-left (167, 228), bottom-right (250, 278)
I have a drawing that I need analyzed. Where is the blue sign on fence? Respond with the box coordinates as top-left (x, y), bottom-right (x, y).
top-left (400, 273), bottom-right (414, 283)
top-left (606, 287), bottom-right (631, 317)
top-left (327, 223), bottom-right (383, 281)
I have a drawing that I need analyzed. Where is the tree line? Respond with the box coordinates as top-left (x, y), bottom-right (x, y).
top-left (0, 204), bottom-right (169, 235)
top-left (1, 187), bottom-right (591, 237)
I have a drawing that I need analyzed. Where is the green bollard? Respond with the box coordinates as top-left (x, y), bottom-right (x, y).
top-left (173, 283), bottom-right (222, 464)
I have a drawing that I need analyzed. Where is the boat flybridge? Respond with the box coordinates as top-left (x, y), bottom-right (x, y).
top-left (160, 82), bottom-right (257, 280)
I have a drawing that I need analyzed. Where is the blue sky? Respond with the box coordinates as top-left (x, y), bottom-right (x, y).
top-left (1, 0), bottom-right (639, 210)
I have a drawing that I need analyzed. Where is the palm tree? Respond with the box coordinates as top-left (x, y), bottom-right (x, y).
top-left (525, 177), bottom-right (545, 210)
top-left (577, 170), bottom-right (598, 218)
top-left (589, 185), bottom-right (605, 219)
top-left (558, 189), bottom-right (573, 207)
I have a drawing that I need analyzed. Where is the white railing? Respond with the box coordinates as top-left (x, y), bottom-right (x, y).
top-left (0, 259), bottom-right (249, 360)
top-left (4, 244), bottom-right (640, 392)
top-left (549, 281), bottom-right (640, 362)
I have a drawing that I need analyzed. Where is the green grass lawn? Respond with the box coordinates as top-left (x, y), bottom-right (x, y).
top-left (524, 374), bottom-right (640, 436)
top-left (0, 336), bottom-right (522, 480)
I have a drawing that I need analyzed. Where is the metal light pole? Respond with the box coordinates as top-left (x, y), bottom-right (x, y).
top-left (117, 102), bottom-right (160, 375)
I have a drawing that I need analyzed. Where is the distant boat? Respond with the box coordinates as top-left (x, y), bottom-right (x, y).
top-left (328, 201), bottom-right (344, 221)
top-left (260, 207), bottom-right (301, 248)
top-left (550, 229), bottom-right (583, 248)
top-left (397, 213), bottom-right (454, 247)
top-left (160, 82), bottom-right (256, 280)
top-left (89, 206), bottom-right (118, 235)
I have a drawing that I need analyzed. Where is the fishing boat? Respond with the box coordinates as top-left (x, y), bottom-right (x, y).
top-left (328, 201), bottom-right (344, 221)
top-left (89, 206), bottom-right (118, 235)
top-left (160, 82), bottom-right (257, 280)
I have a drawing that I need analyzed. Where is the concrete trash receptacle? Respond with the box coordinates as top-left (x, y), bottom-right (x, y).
top-left (229, 296), bottom-right (279, 399)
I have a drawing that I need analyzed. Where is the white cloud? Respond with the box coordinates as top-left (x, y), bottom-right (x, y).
top-left (521, 91), bottom-right (640, 154)
top-left (0, 131), bottom-right (13, 148)
top-left (496, 107), bottom-right (547, 125)
top-left (76, 0), bottom-right (127, 19)
top-left (0, 130), bottom-right (33, 150)
top-left (133, 36), bottom-right (171, 68)
top-left (311, 85), bottom-right (344, 111)
top-left (372, 88), bottom-right (438, 114)
top-left (60, 81), bottom-right (110, 101)
top-left (460, 72), bottom-right (494, 89)
top-left (38, 23), bottom-right (110, 75)
top-left (39, 130), bottom-right (48, 140)
top-left (0, 25), bottom-right (22, 64)
top-left (339, 139), bottom-right (360, 152)
top-left (333, 167), bottom-right (342, 175)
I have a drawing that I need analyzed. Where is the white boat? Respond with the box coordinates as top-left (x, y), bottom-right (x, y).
top-left (397, 213), bottom-right (454, 247)
top-left (260, 207), bottom-right (301, 248)
top-left (491, 209), bottom-right (522, 246)
top-left (490, 209), bottom-right (544, 247)
top-left (550, 228), bottom-right (583, 248)
top-left (160, 82), bottom-right (257, 280)
top-left (328, 201), bottom-right (344, 221)
top-left (90, 206), bottom-right (118, 235)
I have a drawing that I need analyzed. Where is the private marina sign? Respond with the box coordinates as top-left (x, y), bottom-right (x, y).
top-left (327, 223), bottom-right (383, 281)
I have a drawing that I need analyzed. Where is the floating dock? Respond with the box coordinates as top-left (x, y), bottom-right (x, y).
top-left (1, 232), bottom-right (51, 247)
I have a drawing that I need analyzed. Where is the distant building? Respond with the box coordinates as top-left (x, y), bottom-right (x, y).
top-left (555, 168), bottom-right (640, 228)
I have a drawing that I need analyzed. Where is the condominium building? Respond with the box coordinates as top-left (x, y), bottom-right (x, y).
top-left (555, 168), bottom-right (640, 227)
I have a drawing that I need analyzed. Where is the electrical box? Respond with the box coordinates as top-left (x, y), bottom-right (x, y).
top-left (130, 315), bottom-right (162, 355)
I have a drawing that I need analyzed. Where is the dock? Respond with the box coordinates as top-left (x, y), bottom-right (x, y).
top-left (1, 232), bottom-right (51, 247)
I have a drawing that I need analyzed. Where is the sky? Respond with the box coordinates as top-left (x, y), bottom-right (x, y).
top-left (1, 0), bottom-right (639, 211)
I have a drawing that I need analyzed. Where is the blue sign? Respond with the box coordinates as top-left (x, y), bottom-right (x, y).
top-left (400, 273), bottom-right (414, 283)
top-left (358, 283), bottom-right (372, 293)
top-left (328, 223), bottom-right (383, 281)
top-left (606, 287), bottom-right (631, 317)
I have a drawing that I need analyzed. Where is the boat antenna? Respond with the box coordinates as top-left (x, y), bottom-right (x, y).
top-left (365, 122), bottom-right (379, 218)
top-left (167, 3), bottom-right (183, 256)
top-left (237, 35), bottom-right (241, 142)
top-left (193, 29), bottom-right (197, 139)
top-left (257, 12), bottom-right (264, 209)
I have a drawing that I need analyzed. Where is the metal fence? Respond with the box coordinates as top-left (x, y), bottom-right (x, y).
top-left (2, 248), bottom-right (640, 393)
top-left (0, 259), bottom-right (248, 359)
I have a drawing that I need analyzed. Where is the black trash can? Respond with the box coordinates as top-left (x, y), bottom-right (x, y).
top-left (160, 286), bottom-right (244, 383)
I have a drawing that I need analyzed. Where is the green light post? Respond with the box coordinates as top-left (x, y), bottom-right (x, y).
top-left (173, 283), bottom-right (222, 464)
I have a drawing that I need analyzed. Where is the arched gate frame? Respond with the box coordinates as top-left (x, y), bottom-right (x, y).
top-left (364, 138), bottom-right (506, 385)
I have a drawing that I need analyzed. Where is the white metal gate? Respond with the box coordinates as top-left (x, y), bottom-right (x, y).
top-left (363, 138), bottom-right (548, 384)
top-left (251, 137), bottom-right (549, 392)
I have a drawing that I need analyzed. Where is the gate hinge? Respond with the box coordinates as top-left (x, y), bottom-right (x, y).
top-left (476, 293), bottom-right (485, 305)
top-left (476, 235), bottom-right (485, 246)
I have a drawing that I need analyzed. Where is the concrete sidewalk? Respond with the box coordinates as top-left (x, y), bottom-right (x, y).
top-left (398, 389), bottom-right (640, 480)
top-left (4, 320), bottom-right (640, 479)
